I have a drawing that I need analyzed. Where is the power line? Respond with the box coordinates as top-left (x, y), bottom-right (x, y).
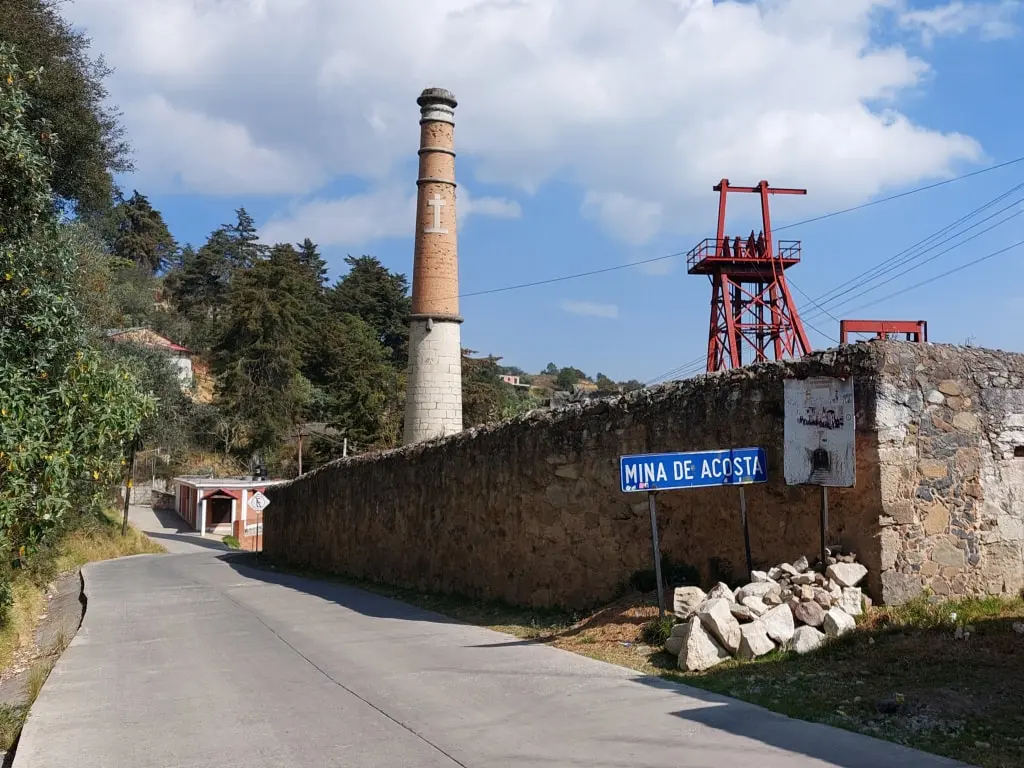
top-left (804, 204), bottom-right (1024, 323)
top-left (773, 154), bottom-right (1024, 233)
top-left (459, 251), bottom-right (685, 299)
top-left (454, 155), bottom-right (1024, 302)
top-left (803, 185), bottom-right (1024, 318)
top-left (842, 238), bottom-right (1024, 315)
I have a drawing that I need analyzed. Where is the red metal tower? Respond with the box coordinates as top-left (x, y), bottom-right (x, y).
top-left (687, 179), bottom-right (813, 373)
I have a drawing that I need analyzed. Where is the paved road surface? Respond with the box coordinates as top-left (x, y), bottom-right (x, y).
top-left (15, 507), bottom-right (967, 767)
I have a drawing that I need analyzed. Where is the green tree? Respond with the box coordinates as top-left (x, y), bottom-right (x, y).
top-left (555, 366), bottom-right (582, 390)
top-left (543, 362), bottom-right (558, 375)
top-left (213, 246), bottom-right (310, 455)
top-left (297, 238), bottom-right (328, 289)
top-left (0, 0), bottom-right (131, 216)
top-left (322, 314), bottom-right (404, 449)
top-left (331, 255), bottom-right (411, 364)
top-left (224, 207), bottom-right (266, 271)
top-left (462, 351), bottom-right (538, 424)
top-left (169, 229), bottom-right (233, 351)
top-left (595, 373), bottom-right (617, 392)
top-left (0, 45), bottom-right (153, 598)
top-left (620, 379), bottom-right (644, 392)
top-left (108, 190), bottom-right (177, 274)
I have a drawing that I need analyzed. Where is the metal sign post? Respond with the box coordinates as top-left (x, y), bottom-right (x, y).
top-left (248, 491), bottom-right (271, 557)
top-left (647, 492), bottom-right (665, 619)
top-left (738, 485), bottom-right (753, 577)
top-left (620, 447), bottom-right (769, 588)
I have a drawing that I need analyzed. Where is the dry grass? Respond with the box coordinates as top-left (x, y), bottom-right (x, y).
top-left (0, 582), bottom-right (47, 679)
top-left (55, 509), bottom-right (164, 573)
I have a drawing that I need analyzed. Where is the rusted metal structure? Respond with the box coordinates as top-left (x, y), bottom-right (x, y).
top-left (688, 179), bottom-right (812, 373)
top-left (839, 319), bottom-right (928, 344)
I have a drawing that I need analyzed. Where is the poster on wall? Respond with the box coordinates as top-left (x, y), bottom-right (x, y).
top-left (783, 377), bottom-right (856, 487)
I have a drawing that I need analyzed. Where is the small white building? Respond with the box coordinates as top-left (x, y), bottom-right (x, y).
top-left (106, 327), bottom-right (194, 387)
top-left (172, 476), bottom-right (287, 537)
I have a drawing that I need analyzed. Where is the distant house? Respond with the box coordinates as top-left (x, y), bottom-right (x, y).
top-left (106, 327), bottom-right (194, 387)
top-left (172, 476), bottom-right (287, 540)
top-left (500, 374), bottom-right (531, 388)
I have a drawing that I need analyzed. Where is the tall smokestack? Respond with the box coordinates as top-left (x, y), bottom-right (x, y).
top-left (403, 87), bottom-right (463, 445)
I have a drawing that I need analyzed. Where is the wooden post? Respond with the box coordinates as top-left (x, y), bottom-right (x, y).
top-left (297, 432), bottom-right (304, 476)
top-left (820, 486), bottom-right (829, 569)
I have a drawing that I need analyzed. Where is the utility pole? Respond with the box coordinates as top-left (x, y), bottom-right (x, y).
top-left (297, 431), bottom-right (304, 476)
top-left (121, 435), bottom-right (141, 537)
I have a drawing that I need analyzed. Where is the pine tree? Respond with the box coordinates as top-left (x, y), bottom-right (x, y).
top-left (330, 255), bottom-right (411, 364)
top-left (213, 245), bottom-right (310, 454)
top-left (109, 190), bottom-right (177, 273)
top-left (169, 229), bottom-right (233, 350)
top-left (297, 238), bottom-right (328, 289)
top-left (223, 207), bottom-right (266, 270)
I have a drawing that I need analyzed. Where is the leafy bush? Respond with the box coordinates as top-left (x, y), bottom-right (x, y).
top-left (640, 616), bottom-right (675, 646)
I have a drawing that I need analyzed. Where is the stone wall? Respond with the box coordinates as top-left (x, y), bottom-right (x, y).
top-left (264, 341), bottom-right (1024, 610)
top-left (874, 344), bottom-right (1024, 604)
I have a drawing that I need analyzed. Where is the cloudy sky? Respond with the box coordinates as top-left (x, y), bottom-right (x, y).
top-left (64, 0), bottom-right (1024, 381)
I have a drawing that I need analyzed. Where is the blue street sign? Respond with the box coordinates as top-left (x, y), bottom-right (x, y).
top-left (620, 447), bottom-right (768, 493)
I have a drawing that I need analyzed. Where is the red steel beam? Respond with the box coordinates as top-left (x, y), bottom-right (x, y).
top-left (839, 319), bottom-right (928, 344)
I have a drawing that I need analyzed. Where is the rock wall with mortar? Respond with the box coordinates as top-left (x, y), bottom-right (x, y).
top-left (266, 345), bottom-right (887, 609)
top-left (874, 343), bottom-right (1024, 604)
top-left (264, 341), bottom-right (1024, 609)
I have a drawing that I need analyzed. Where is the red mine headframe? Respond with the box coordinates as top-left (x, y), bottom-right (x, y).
top-left (687, 179), bottom-right (813, 373)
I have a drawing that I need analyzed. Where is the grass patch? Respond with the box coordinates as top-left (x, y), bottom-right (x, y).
top-left (222, 536), bottom-right (240, 550)
top-left (0, 705), bottom-right (25, 752)
top-left (0, 582), bottom-right (47, 684)
top-left (55, 508), bottom-right (165, 573)
top-left (251, 560), bottom-right (1024, 768)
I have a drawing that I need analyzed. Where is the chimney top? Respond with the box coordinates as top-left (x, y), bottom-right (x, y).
top-left (417, 87), bottom-right (457, 109)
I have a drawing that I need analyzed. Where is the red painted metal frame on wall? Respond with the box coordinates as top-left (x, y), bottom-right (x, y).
top-left (688, 179), bottom-right (813, 373)
top-left (839, 319), bottom-right (928, 344)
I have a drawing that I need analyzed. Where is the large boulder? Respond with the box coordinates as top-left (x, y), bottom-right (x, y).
top-left (737, 620), bottom-right (776, 660)
top-left (793, 600), bottom-right (826, 628)
top-left (826, 562), bottom-right (868, 588)
top-left (697, 598), bottom-right (742, 654)
top-left (760, 604), bottom-right (795, 644)
top-left (792, 625), bottom-right (826, 654)
top-left (673, 586), bottom-right (707, 619)
top-left (665, 634), bottom-right (684, 656)
top-left (676, 617), bottom-right (731, 672)
top-left (823, 607), bottom-right (856, 638)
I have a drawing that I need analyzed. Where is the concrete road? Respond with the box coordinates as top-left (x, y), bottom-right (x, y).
top-left (15, 511), bottom-right (967, 767)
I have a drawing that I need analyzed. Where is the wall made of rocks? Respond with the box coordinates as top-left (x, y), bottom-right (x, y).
top-left (265, 345), bottom-right (888, 609)
top-left (874, 344), bottom-right (1024, 604)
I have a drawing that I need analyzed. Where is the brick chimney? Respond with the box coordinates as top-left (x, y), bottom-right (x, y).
top-left (403, 87), bottom-right (464, 444)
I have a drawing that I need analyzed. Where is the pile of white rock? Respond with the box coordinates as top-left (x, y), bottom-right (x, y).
top-left (666, 555), bottom-right (870, 672)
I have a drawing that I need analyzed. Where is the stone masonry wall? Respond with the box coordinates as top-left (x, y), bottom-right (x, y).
top-left (404, 318), bottom-right (463, 444)
top-left (874, 344), bottom-right (1024, 604)
top-left (265, 341), bottom-right (1024, 609)
top-left (266, 345), bottom-right (887, 610)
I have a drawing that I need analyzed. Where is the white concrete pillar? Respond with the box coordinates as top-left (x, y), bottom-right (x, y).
top-left (230, 498), bottom-right (238, 524)
top-left (240, 489), bottom-right (248, 525)
top-left (199, 498), bottom-right (207, 537)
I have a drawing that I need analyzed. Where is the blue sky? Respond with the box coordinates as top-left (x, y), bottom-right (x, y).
top-left (66, 0), bottom-right (1024, 382)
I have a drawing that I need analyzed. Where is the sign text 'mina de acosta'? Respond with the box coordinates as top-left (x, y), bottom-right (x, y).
top-left (620, 447), bottom-right (767, 493)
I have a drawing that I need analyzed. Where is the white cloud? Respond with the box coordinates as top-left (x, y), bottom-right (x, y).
top-left (260, 186), bottom-right (520, 246)
top-left (899, 1), bottom-right (1020, 45)
top-left (65, 0), bottom-right (989, 242)
top-left (582, 191), bottom-right (663, 246)
top-left (560, 300), bottom-right (619, 319)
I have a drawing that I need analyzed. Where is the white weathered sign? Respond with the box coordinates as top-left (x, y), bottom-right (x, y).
top-left (783, 377), bottom-right (856, 487)
top-left (247, 490), bottom-right (271, 512)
